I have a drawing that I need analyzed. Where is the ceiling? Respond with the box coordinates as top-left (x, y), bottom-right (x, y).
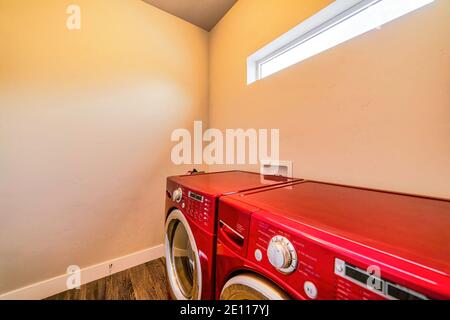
top-left (142, 0), bottom-right (238, 31)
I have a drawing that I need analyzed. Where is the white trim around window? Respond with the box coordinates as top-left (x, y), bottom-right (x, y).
top-left (247, 0), bottom-right (435, 84)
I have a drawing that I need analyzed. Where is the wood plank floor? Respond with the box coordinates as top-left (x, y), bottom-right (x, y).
top-left (46, 258), bottom-right (170, 300)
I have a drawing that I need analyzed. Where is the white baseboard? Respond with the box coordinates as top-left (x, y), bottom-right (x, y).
top-left (0, 244), bottom-right (164, 300)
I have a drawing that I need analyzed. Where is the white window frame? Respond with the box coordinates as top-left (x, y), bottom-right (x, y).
top-left (247, 0), bottom-right (434, 84)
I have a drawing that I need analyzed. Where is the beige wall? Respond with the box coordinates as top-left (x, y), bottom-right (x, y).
top-left (1, 0), bottom-right (449, 297)
top-left (209, 0), bottom-right (450, 198)
top-left (0, 0), bottom-right (208, 294)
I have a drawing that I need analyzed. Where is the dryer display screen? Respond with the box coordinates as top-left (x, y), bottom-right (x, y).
top-left (334, 258), bottom-right (427, 300)
top-left (387, 284), bottom-right (425, 300)
top-left (345, 266), bottom-right (370, 284)
top-left (188, 191), bottom-right (204, 203)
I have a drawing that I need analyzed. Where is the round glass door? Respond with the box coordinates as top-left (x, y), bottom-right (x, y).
top-left (165, 209), bottom-right (201, 300)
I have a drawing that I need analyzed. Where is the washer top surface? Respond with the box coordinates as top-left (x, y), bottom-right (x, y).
top-left (170, 171), bottom-right (297, 197)
top-left (226, 181), bottom-right (450, 275)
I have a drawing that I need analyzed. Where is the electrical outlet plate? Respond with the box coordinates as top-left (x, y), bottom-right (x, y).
top-left (260, 160), bottom-right (293, 178)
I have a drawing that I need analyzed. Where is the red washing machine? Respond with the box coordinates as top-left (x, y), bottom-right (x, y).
top-left (164, 171), bottom-right (298, 300)
top-left (216, 181), bottom-right (450, 300)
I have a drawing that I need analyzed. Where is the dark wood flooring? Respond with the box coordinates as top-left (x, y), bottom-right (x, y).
top-left (46, 258), bottom-right (169, 300)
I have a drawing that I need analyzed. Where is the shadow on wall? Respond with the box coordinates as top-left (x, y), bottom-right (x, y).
top-left (0, 0), bottom-right (208, 295)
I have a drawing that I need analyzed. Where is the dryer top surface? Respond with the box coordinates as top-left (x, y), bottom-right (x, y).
top-left (169, 171), bottom-right (296, 197)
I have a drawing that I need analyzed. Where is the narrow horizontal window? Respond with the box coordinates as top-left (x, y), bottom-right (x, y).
top-left (247, 0), bottom-right (434, 84)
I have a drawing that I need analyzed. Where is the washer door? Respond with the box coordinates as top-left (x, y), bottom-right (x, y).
top-left (165, 209), bottom-right (202, 300)
top-left (220, 273), bottom-right (289, 300)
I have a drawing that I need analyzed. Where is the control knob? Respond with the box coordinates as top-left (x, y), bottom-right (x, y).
top-left (267, 235), bottom-right (297, 274)
top-left (172, 188), bottom-right (183, 203)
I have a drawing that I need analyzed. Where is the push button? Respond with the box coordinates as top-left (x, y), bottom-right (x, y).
top-left (254, 249), bottom-right (263, 262)
top-left (304, 281), bottom-right (318, 299)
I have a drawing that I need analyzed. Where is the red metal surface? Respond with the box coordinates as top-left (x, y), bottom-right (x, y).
top-left (169, 170), bottom-right (294, 198)
top-left (217, 181), bottom-right (450, 300)
top-left (165, 171), bottom-right (298, 300)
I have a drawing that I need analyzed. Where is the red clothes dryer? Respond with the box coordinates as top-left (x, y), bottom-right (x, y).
top-left (216, 181), bottom-right (450, 300)
top-left (164, 171), bottom-right (298, 300)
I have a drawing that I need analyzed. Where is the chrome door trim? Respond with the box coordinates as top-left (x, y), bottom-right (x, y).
top-left (220, 273), bottom-right (289, 300)
top-left (165, 209), bottom-right (202, 300)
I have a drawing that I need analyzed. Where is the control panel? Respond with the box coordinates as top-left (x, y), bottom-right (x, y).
top-left (334, 258), bottom-right (427, 300)
top-left (248, 217), bottom-right (329, 300)
top-left (247, 214), bottom-right (440, 300)
top-left (184, 189), bottom-right (213, 232)
top-left (167, 182), bottom-right (215, 234)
